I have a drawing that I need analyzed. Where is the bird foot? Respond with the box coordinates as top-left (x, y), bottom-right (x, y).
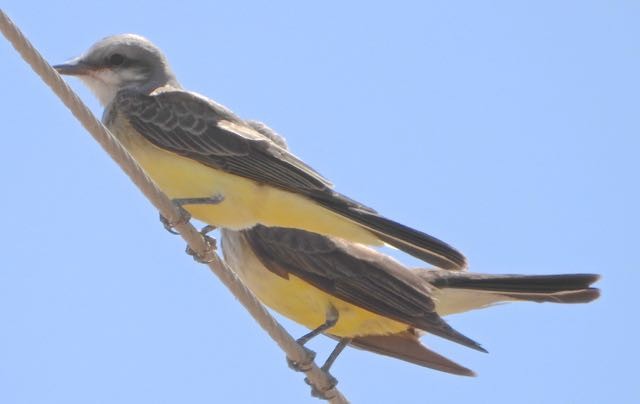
top-left (304, 372), bottom-right (339, 400)
top-left (185, 224), bottom-right (218, 264)
top-left (159, 204), bottom-right (192, 235)
top-left (160, 194), bottom-right (224, 235)
top-left (286, 346), bottom-right (316, 372)
top-left (185, 233), bottom-right (217, 264)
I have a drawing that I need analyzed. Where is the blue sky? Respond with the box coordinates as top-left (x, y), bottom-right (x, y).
top-left (1, 1), bottom-right (638, 403)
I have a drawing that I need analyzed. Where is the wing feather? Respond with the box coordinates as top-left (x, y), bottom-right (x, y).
top-left (115, 89), bottom-right (335, 192)
top-left (242, 225), bottom-right (485, 351)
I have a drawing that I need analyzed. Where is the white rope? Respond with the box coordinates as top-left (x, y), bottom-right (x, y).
top-left (0, 9), bottom-right (348, 404)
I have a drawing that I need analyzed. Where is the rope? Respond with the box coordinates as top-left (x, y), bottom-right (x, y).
top-left (0, 10), bottom-right (348, 404)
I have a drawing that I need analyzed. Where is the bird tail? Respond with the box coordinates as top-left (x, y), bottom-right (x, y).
top-left (415, 271), bottom-right (600, 315)
top-left (314, 197), bottom-right (468, 270)
top-left (247, 119), bottom-right (468, 271)
top-left (346, 331), bottom-right (475, 376)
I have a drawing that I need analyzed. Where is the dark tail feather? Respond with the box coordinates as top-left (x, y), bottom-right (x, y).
top-left (491, 289), bottom-right (600, 304)
top-left (420, 272), bottom-right (601, 304)
top-left (315, 198), bottom-right (467, 270)
top-left (248, 119), bottom-right (467, 270)
top-left (347, 332), bottom-right (475, 377)
top-left (417, 314), bottom-right (487, 353)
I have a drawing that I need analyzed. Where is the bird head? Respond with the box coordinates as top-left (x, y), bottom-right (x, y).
top-left (54, 34), bottom-right (179, 106)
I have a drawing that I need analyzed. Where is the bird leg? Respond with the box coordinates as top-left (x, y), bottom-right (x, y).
top-left (159, 194), bottom-right (224, 234)
top-left (287, 306), bottom-right (339, 372)
top-left (297, 306), bottom-right (339, 346)
top-left (321, 337), bottom-right (351, 373)
top-left (171, 194), bottom-right (225, 207)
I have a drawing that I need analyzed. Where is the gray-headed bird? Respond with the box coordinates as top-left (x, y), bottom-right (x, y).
top-left (54, 34), bottom-right (466, 270)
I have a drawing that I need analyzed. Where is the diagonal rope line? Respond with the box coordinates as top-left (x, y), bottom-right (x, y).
top-left (0, 10), bottom-right (348, 404)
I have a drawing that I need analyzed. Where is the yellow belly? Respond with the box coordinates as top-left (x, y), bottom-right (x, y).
top-left (258, 275), bottom-right (409, 337)
top-left (115, 120), bottom-right (381, 245)
top-left (221, 230), bottom-right (409, 337)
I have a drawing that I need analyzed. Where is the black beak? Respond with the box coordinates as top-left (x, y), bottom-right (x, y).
top-left (53, 59), bottom-right (93, 76)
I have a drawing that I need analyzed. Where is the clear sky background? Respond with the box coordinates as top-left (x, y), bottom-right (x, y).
top-left (1, 2), bottom-right (638, 403)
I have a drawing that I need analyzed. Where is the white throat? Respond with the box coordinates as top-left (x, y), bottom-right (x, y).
top-left (79, 68), bottom-right (149, 106)
top-left (79, 70), bottom-right (122, 106)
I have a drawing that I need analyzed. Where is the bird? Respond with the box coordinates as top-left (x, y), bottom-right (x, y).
top-left (222, 225), bottom-right (599, 376)
top-left (219, 121), bottom-right (600, 377)
top-left (53, 33), bottom-right (468, 270)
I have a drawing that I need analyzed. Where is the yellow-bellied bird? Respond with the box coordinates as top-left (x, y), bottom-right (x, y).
top-left (54, 34), bottom-right (466, 270)
top-left (220, 122), bottom-right (600, 377)
top-left (222, 224), bottom-right (599, 376)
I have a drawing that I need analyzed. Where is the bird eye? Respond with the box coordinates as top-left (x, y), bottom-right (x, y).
top-left (108, 53), bottom-right (125, 66)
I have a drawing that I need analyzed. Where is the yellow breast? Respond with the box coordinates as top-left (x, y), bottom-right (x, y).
top-left (221, 230), bottom-right (409, 337)
top-left (108, 115), bottom-right (381, 245)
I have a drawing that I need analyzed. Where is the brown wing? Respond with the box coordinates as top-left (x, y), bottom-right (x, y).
top-left (242, 225), bottom-right (485, 352)
top-left (113, 89), bottom-right (338, 195)
top-left (346, 331), bottom-right (475, 376)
